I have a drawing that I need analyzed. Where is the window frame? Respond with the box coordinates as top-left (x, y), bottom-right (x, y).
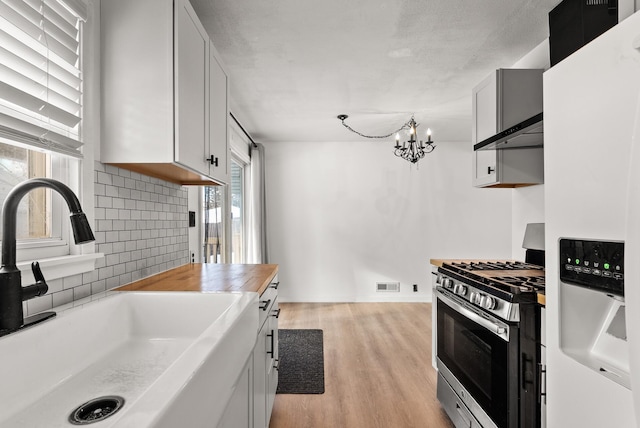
top-left (0, 0), bottom-right (100, 281)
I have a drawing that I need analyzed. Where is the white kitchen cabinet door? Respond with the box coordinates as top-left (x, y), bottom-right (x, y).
top-left (174, 0), bottom-right (210, 177)
top-left (208, 45), bottom-right (230, 183)
top-left (471, 69), bottom-right (544, 188)
top-left (253, 320), bottom-right (268, 428)
top-left (472, 72), bottom-right (499, 186)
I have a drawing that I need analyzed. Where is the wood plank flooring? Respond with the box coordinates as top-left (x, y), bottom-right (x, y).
top-left (269, 303), bottom-right (454, 428)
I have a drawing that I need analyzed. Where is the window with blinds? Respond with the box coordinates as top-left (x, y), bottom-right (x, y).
top-left (0, 0), bottom-right (86, 256)
top-left (0, 0), bottom-right (86, 158)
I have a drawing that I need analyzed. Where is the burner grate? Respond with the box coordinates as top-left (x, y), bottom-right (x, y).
top-left (448, 261), bottom-right (543, 271)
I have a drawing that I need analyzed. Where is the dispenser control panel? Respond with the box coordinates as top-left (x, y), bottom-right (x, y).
top-left (560, 239), bottom-right (624, 296)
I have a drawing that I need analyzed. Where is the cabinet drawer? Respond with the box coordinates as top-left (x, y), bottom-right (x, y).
top-left (258, 277), bottom-right (279, 328)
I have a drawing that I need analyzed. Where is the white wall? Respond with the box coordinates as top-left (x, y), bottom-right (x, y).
top-left (265, 139), bottom-right (513, 302)
top-left (512, 185), bottom-right (545, 260)
top-left (509, 39), bottom-right (548, 260)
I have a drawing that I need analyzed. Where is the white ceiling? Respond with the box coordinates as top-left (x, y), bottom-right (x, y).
top-left (190, 0), bottom-right (561, 144)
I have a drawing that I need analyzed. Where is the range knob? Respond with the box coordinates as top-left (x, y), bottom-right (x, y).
top-left (480, 295), bottom-right (496, 310)
top-left (442, 278), bottom-right (453, 289)
top-left (454, 283), bottom-right (468, 296)
top-left (469, 292), bottom-right (480, 305)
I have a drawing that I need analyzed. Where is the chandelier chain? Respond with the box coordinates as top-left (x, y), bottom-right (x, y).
top-left (339, 116), bottom-right (413, 139)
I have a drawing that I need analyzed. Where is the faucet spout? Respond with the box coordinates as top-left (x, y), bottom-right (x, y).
top-left (0, 178), bottom-right (95, 333)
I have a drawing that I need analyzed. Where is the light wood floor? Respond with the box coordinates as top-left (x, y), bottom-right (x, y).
top-left (269, 303), bottom-right (454, 428)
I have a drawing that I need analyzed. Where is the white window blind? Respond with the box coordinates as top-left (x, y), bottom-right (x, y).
top-left (0, 0), bottom-right (85, 158)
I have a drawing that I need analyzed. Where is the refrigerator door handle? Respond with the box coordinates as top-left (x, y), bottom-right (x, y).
top-left (624, 86), bottom-right (640, 423)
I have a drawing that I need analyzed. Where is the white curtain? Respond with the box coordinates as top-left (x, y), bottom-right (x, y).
top-left (247, 142), bottom-right (268, 263)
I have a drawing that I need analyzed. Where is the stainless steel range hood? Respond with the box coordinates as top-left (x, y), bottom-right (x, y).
top-left (473, 112), bottom-right (543, 151)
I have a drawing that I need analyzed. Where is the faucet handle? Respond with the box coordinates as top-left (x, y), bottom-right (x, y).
top-left (31, 261), bottom-right (47, 286)
top-left (22, 262), bottom-right (49, 301)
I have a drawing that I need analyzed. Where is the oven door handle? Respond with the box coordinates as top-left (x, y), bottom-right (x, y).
top-left (437, 289), bottom-right (510, 341)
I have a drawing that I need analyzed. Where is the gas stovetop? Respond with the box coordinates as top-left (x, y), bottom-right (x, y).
top-left (435, 260), bottom-right (545, 321)
top-left (440, 260), bottom-right (545, 295)
top-left (446, 261), bottom-right (542, 272)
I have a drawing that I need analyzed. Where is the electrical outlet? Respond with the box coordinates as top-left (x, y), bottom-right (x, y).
top-left (191, 252), bottom-right (195, 263)
top-left (413, 284), bottom-right (418, 292)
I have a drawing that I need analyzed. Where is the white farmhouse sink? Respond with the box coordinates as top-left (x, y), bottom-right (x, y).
top-left (0, 291), bottom-right (258, 427)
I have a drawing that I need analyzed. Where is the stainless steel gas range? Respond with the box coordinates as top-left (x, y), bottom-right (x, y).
top-left (433, 261), bottom-right (544, 428)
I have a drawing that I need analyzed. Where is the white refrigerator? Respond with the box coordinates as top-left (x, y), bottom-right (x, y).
top-left (544, 9), bottom-right (640, 428)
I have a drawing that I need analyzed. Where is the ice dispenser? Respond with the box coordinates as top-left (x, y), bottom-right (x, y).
top-left (559, 238), bottom-right (629, 388)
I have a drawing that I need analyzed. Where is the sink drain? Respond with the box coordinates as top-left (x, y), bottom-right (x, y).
top-left (69, 396), bottom-right (125, 425)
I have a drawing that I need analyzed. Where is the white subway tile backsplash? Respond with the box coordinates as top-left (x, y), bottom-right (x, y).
top-left (47, 278), bottom-right (64, 294)
top-left (63, 274), bottom-right (83, 289)
top-left (73, 284), bottom-right (92, 300)
top-left (28, 294), bottom-right (53, 314)
top-left (25, 161), bottom-right (189, 316)
top-left (52, 289), bottom-right (74, 308)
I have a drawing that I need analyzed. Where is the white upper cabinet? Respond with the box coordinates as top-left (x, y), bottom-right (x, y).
top-left (101, 0), bottom-right (229, 185)
top-left (471, 69), bottom-right (544, 188)
top-left (174, 0), bottom-right (209, 177)
top-left (208, 45), bottom-right (230, 184)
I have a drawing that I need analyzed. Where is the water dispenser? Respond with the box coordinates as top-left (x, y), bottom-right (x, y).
top-left (558, 238), bottom-right (629, 388)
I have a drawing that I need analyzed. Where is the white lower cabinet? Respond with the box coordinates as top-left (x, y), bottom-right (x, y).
top-left (540, 307), bottom-right (547, 428)
top-left (266, 298), bottom-right (279, 423)
top-left (254, 276), bottom-right (280, 428)
top-left (217, 356), bottom-right (253, 428)
top-left (216, 274), bottom-right (280, 428)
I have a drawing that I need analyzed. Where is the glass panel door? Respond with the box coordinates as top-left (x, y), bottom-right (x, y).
top-left (230, 160), bottom-right (244, 263)
top-left (203, 185), bottom-right (224, 263)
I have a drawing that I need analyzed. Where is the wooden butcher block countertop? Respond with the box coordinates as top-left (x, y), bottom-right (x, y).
top-left (430, 258), bottom-right (546, 306)
top-left (117, 263), bottom-right (279, 296)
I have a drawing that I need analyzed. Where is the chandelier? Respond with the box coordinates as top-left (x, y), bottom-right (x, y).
top-left (337, 114), bottom-right (436, 164)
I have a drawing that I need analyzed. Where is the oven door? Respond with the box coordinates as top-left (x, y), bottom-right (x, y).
top-left (436, 288), bottom-right (519, 428)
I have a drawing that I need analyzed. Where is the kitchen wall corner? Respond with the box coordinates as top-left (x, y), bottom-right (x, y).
top-left (511, 185), bottom-right (545, 261)
top-left (25, 162), bottom-right (189, 316)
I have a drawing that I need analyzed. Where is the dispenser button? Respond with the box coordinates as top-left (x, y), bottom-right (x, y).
top-left (565, 264), bottom-right (574, 271)
top-left (614, 273), bottom-right (624, 280)
top-left (591, 269), bottom-right (601, 276)
top-left (602, 271), bottom-right (613, 278)
top-left (574, 266), bottom-right (583, 273)
top-left (582, 268), bottom-right (592, 274)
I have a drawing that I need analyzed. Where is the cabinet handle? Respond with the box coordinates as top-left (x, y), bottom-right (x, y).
top-left (271, 308), bottom-right (281, 318)
top-left (522, 354), bottom-right (534, 387)
top-left (260, 299), bottom-right (271, 311)
top-left (487, 166), bottom-right (495, 174)
top-left (269, 281), bottom-right (280, 289)
top-left (206, 155), bottom-right (219, 167)
top-left (538, 363), bottom-right (547, 403)
top-left (267, 330), bottom-right (275, 357)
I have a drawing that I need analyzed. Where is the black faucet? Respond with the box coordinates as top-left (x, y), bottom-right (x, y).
top-left (0, 178), bottom-right (95, 335)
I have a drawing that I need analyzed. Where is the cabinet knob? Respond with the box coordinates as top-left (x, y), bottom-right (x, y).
top-left (206, 155), bottom-right (219, 167)
top-left (487, 166), bottom-right (495, 174)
